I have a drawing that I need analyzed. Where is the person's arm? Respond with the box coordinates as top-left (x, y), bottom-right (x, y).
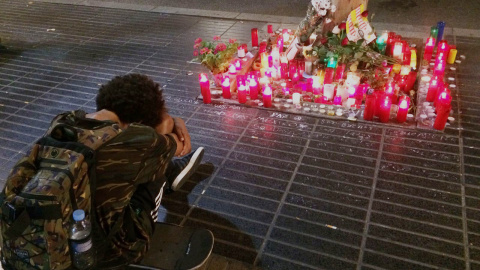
top-left (154, 114), bottom-right (184, 156)
top-left (155, 112), bottom-right (191, 156)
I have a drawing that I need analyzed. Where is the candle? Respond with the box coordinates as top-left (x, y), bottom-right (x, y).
top-left (198, 73), bottom-right (209, 95)
top-left (283, 29), bottom-right (290, 42)
top-left (374, 91), bottom-right (386, 117)
top-left (312, 76), bottom-right (321, 95)
top-left (234, 59), bottom-right (242, 71)
top-left (268, 55), bottom-right (273, 68)
top-left (277, 36), bottom-right (284, 51)
top-left (393, 42), bottom-right (403, 60)
top-left (434, 58), bottom-right (446, 77)
top-left (397, 96), bottom-right (410, 123)
top-left (364, 90), bottom-right (376, 121)
top-left (263, 85), bottom-right (272, 107)
top-left (199, 73), bottom-right (211, 104)
top-left (424, 37), bottom-right (435, 60)
top-left (292, 92), bottom-right (301, 105)
top-left (249, 77), bottom-right (259, 99)
top-left (265, 69), bottom-right (272, 78)
top-left (261, 52), bottom-right (269, 69)
top-left (280, 62), bottom-right (288, 79)
top-left (251, 28), bottom-right (259, 47)
top-left (292, 72), bottom-right (300, 84)
top-left (281, 82), bottom-right (289, 95)
top-left (379, 96), bottom-right (392, 123)
top-left (435, 86), bottom-right (450, 109)
top-left (336, 84), bottom-right (347, 101)
top-left (326, 55), bottom-right (338, 68)
top-left (385, 82), bottom-right (395, 97)
top-left (324, 68), bottom-right (335, 84)
top-left (436, 21), bottom-right (446, 43)
top-left (392, 64), bottom-right (401, 74)
top-left (437, 40), bottom-right (449, 57)
top-left (346, 86), bottom-right (356, 107)
top-left (447, 49), bottom-right (458, 64)
top-left (333, 95), bottom-right (342, 105)
top-left (404, 71), bottom-right (417, 92)
top-left (376, 32), bottom-right (388, 54)
top-left (271, 46), bottom-right (280, 67)
top-left (222, 76), bottom-right (231, 99)
top-left (323, 84), bottom-right (335, 101)
top-left (334, 63), bottom-right (346, 81)
top-left (410, 49), bottom-right (417, 69)
top-left (238, 83), bottom-right (247, 104)
top-left (430, 26), bottom-right (438, 39)
top-left (259, 76), bottom-right (269, 86)
top-left (267, 25), bottom-right (273, 34)
top-left (400, 65), bottom-right (411, 76)
top-left (228, 64), bottom-right (236, 75)
top-left (433, 91), bottom-right (451, 130)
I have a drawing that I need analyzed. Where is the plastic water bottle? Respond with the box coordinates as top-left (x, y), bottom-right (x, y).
top-left (69, 209), bottom-right (95, 269)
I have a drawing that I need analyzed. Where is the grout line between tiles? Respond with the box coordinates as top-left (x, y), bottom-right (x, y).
top-left (253, 118), bottom-right (317, 266)
top-left (357, 128), bottom-right (385, 269)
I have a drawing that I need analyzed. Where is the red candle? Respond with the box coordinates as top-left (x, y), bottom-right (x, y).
top-left (280, 63), bottom-right (288, 79)
top-left (334, 63), bottom-right (346, 82)
top-left (396, 96), bottom-right (410, 123)
top-left (434, 59), bottom-right (446, 78)
top-left (374, 91), bottom-right (386, 117)
top-left (435, 87), bottom-right (450, 109)
top-left (267, 25), bottom-right (273, 34)
top-left (404, 71), bottom-right (417, 92)
top-left (379, 96), bottom-right (392, 123)
top-left (333, 95), bottom-right (342, 105)
top-left (292, 72), bottom-right (300, 84)
top-left (437, 40), bottom-right (449, 57)
top-left (385, 82), bottom-right (395, 97)
top-left (364, 91), bottom-right (376, 121)
top-left (277, 37), bottom-right (284, 51)
top-left (433, 91), bottom-right (451, 130)
top-left (251, 28), bottom-right (259, 47)
top-left (426, 75), bottom-right (439, 102)
top-left (324, 67), bottom-right (335, 84)
top-left (425, 37), bottom-right (435, 55)
top-left (238, 84), bottom-right (247, 104)
top-left (249, 77), bottom-right (259, 99)
top-left (199, 73), bottom-right (210, 96)
top-left (222, 76), bottom-right (231, 99)
top-left (263, 85), bottom-right (272, 108)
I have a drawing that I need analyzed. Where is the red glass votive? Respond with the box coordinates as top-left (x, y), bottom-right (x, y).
top-left (434, 101), bottom-right (451, 130)
top-left (324, 67), bottom-right (335, 85)
top-left (251, 28), bottom-right (259, 47)
top-left (263, 85), bottom-right (272, 108)
top-left (396, 96), bottom-right (410, 123)
top-left (333, 95), bottom-right (342, 105)
top-left (378, 96), bottom-right (392, 123)
top-left (334, 63), bottom-right (346, 82)
top-left (267, 25), bottom-right (273, 34)
top-left (249, 78), bottom-right (259, 99)
top-left (222, 76), bottom-right (231, 99)
top-left (364, 92), bottom-right (376, 121)
top-left (374, 91), bottom-right (386, 117)
top-left (404, 71), bottom-right (417, 92)
top-left (238, 84), bottom-right (247, 104)
top-left (426, 75), bottom-right (439, 102)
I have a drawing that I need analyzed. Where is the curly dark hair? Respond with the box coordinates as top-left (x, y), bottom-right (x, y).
top-left (96, 74), bottom-right (166, 128)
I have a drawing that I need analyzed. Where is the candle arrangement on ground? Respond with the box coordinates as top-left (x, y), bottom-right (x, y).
top-left (415, 21), bottom-right (459, 131)
top-left (195, 0), bottom-right (460, 132)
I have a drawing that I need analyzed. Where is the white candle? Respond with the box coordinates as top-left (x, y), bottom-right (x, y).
top-left (323, 84), bottom-right (335, 101)
top-left (292, 93), bottom-right (301, 105)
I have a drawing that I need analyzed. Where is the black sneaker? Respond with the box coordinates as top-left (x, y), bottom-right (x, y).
top-left (166, 147), bottom-right (204, 192)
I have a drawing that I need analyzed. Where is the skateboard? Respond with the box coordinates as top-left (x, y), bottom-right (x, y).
top-left (128, 222), bottom-right (214, 270)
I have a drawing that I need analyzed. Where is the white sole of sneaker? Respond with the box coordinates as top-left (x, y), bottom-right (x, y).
top-left (171, 147), bottom-right (205, 191)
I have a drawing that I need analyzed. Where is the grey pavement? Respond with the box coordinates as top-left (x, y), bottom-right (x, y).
top-left (0, 0), bottom-right (480, 269)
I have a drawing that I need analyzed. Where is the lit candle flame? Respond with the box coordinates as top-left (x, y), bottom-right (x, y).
top-left (264, 85), bottom-right (272, 95)
top-left (222, 77), bottom-right (230, 87)
top-left (199, 73), bottom-right (208, 82)
top-left (399, 99), bottom-right (409, 109)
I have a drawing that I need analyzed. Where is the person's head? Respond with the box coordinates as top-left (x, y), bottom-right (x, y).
top-left (96, 74), bottom-right (166, 128)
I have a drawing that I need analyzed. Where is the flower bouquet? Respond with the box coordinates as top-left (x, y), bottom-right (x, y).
top-left (193, 36), bottom-right (239, 75)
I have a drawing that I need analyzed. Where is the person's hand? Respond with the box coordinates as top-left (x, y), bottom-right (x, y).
top-left (172, 117), bottom-right (191, 156)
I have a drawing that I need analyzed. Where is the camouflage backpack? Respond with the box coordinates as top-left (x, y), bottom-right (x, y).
top-left (0, 110), bottom-right (122, 270)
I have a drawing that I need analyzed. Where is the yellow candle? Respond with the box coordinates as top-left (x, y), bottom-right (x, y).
top-left (410, 49), bottom-right (417, 70)
top-left (447, 49), bottom-right (458, 64)
top-left (392, 64), bottom-right (402, 74)
top-left (400, 65), bottom-right (411, 76)
top-left (261, 52), bottom-right (269, 68)
top-left (317, 69), bottom-right (325, 85)
top-left (260, 68), bottom-right (267, 77)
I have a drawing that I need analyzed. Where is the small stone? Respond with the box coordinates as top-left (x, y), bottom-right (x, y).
top-left (320, 104), bottom-right (326, 109)
top-left (420, 114), bottom-right (428, 119)
top-left (423, 102), bottom-right (430, 107)
top-left (187, 72), bottom-right (193, 75)
top-left (450, 84), bottom-right (456, 88)
top-left (455, 60), bottom-right (461, 64)
top-left (460, 55), bottom-right (466, 60)
top-left (303, 107), bottom-right (311, 112)
top-left (335, 111), bottom-right (343, 116)
top-left (428, 113), bottom-right (436, 118)
top-left (448, 77), bottom-right (455, 81)
top-left (274, 98), bottom-right (280, 103)
top-left (450, 67), bottom-right (456, 71)
top-left (287, 99), bottom-right (293, 103)
top-left (448, 117), bottom-right (455, 123)
top-left (319, 109), bottom-right (326, 114)
top-left (407, 114), bottom-right (414, 119)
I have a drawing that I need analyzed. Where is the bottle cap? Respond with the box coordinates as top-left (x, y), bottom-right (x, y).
top-left (73, 209), bottom-right (85, 222)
